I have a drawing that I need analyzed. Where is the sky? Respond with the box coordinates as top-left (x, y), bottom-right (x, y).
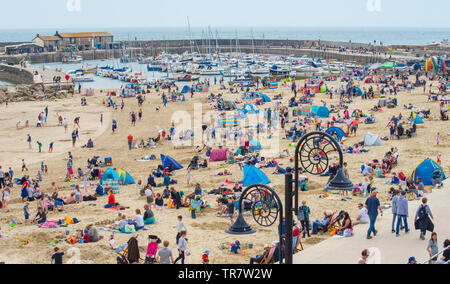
top-left (0, 0), bottom-right (449, 29)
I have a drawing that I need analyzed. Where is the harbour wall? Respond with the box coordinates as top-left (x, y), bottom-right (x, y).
top-left (0, 64), bottom-right (34, 84)
top-left (1, 39), bottom-right (447, 65)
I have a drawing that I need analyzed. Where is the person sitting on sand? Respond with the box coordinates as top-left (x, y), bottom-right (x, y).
top-left (32, 207), bottom-right (47, 224)
top-left (354, 203), bottom-right (369, 226)
top-left (154, 194), bottom-right (164, 208)
top-left (133, 209), bottom-right (145, 231)
top-left (95, 184), bottom-right (105, 196)
top-left (217, 169), bottom-right (232, 176)
top-left (64, 193), bottom-right (76, 205)
top-left (86, 224), bottom-right (100, 243)
top-left (143, 204), bottom-right (156, 224)
top-left (273, 165), bottom-right (287, 175)
top-left (337, 212), bottom-right (353, 236)
top-left (104, 190), bottom-right (119, 208)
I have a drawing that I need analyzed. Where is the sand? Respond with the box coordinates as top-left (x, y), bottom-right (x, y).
top-left (0, 74), bottom-right (448, 264)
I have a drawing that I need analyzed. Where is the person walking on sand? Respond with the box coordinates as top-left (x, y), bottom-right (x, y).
top-left (174, 215), bottom-right (187, 245)
top-left (127, 134), bottom-right (133, 151)
top-left (21, 159), bottom-right (28, 172)
top-left (71, 129), bottom-right (79, 147)
top-left (365, 190), bottom-right (383, 239)
top-left (436, 132), bottom-right (440, 145)
top-left (174, 231), bottom-right (187, 264)
top-left (73, 117), bottom-right (80, 129)
top-left (63, 118), bottom-right (68, 133)
top-left (27, 134), bottom-right (32, 149)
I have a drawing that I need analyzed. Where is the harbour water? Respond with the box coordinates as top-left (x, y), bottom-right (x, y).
top-left (31, 60), bottom-right (241, 89)
top-left (1, 27), bottom-right (449, 45)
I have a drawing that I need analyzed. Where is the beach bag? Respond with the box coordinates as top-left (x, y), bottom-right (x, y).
top-left (418, 205), bottom-right (427, 220)
top-left (329, 228), bottom-right (338, 237)
top-left (297, 209), bottom-right (305, 221)
top-left (124, 225), bottom-right (136, 234)
top-left (343, 229), bottom-right (353, 238)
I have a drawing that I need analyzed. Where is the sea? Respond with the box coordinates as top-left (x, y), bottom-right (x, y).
top-left (0, 27), bottom-right (449, 46)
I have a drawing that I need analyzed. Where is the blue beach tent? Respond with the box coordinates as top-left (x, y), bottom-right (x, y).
top-left (181, 85), bottom-right (191, 94)
top-left (412, 159), bottom-right (446, 186)
top-left (325, 127), bottom-right (347, 141)
top-left (243, 166), bottom-right (271, 187)
top-left (260, 94), bottom-right (272, 103)
top-left (160, 154), bottom-right (183, 171)
top-left (100, 168), bottom-right (135, 185)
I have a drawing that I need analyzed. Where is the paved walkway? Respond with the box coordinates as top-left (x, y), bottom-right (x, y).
top-left (25, 66), bottom-right (67, 84)
top-left (293, 180), bottom-right (450, 264)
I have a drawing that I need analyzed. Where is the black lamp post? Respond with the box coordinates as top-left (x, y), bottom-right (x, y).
top-left (226, 184), bottom-right (285, 263)
top-left (226, 132), bottom-right (355, 265)
top-left (284, 131), bottom-right (356, 264)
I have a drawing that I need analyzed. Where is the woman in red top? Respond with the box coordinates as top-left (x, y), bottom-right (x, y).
top-left (104, 190), bottom-right (118, 208)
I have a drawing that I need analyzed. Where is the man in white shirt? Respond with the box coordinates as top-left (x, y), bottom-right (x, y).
top-left (354, 203), bottom-right (370, 226)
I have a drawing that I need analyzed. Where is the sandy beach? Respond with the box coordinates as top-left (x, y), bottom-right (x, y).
top-left (0, 74), bottom-right (448, 264)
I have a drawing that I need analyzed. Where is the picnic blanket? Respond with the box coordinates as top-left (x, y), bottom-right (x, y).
top-left (99, 225), bottom-right (152, 234)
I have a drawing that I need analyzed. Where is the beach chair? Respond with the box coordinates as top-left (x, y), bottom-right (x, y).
top-left (318, 211), bottom-right (342, 234)
top-left (293, 233), bottom-right (304, 253)
top-left (257, 246), bottom-right (276, 264)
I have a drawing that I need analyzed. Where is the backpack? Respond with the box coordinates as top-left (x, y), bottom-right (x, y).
top-left (418, 205), bottom-right (427, 219)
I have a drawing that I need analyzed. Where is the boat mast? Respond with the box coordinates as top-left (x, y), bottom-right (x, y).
top-left (187, 17), bottom-right (194, 54)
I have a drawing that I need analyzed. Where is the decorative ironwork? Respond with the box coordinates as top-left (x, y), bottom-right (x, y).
top-left (296, 132), bottom-right (342, 176)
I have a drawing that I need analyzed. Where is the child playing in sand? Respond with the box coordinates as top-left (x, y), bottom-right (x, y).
top-left (51, 247), bottom-right (64, 264)
top-left (186, 170), bottom-right (192, 185)
top-left (24, 202), bottom-right (30, 224)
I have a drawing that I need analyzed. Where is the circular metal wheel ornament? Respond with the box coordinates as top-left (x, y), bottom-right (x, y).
top-left (298, 132), bottom-right (340, 175)
top-left (240, 185), bottom-right (281, 227)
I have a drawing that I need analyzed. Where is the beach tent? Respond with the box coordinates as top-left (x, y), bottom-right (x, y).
top-left (181, 85), bottom-right (191, 94)
top-left (364, 132), bottom-right (383, 146)
top-left (353, 87), bottom-right (362, 96)
top-left (160, 154), bottom-right (183, 171)
top-left (412, 159), bottom-right (446, 186)
top-left (325, 127), bottom-right (346, 141)
top-left (311, 106), bottom-right (330, 118)
top-left (412, 113), bottom-right (424, 124)
top-left (320, 85), bottom-right (327, 93)
top-left (243, 165), bottom-right (271, 187)
top-left (100, 168), bottom-right (135, 185)
top-left (249, 140), bottom-right (262, 153)
top-left (260, 94), bottom-right (272, 103)
top-left (209, 148), bottom-right (229, 162)
top-left (242, 104), bottom-right (260, 114)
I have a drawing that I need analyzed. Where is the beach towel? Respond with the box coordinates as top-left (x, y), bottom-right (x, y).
top-left (99, 226), bottom-right (152, 234)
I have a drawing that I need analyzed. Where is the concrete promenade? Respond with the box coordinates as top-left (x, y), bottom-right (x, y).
top-left (293, 180), bottom-right (450, 264)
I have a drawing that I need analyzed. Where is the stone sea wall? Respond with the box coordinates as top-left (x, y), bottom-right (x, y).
top-left (0, 64), bottom-right (34, 84)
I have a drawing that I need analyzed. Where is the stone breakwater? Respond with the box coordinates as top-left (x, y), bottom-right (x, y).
top-left (1, 39), bottom-right (448, 64)
top-left (0, 64), bottom-right (34, 84)
top-left (0, 84), bottom-right (73, 102)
